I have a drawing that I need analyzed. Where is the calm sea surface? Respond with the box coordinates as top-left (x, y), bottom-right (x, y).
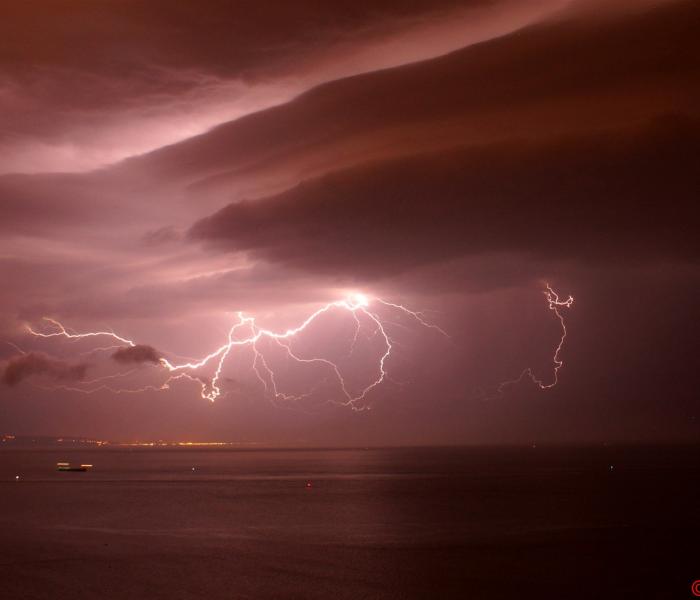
top-left (1, 446), bottom-right (698, 599)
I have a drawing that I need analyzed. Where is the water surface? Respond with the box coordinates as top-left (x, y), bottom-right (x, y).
top-left (1, 446), bottom-right (698, 598)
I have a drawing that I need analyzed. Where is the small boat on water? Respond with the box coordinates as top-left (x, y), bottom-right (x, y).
top-left (56, 462), bottom-right (93, 472)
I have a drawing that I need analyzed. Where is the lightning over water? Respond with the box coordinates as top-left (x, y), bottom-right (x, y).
top-left (21, 286), bottom-right (573, 407)
top-left (23, 294), bottom-right (420, 408)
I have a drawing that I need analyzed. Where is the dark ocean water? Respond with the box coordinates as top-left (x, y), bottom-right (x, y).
top-left (1, 446), bottom-right (698, 599)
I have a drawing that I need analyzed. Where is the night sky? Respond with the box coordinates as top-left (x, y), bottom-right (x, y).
top-left (1, 0), bottom-right (698, 445)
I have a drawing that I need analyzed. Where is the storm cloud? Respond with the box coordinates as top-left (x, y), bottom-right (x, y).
top-left (111, 345), bottom-right (162, 365)
top-left (1, 0), bottom-right (559, 173)
top-left (1, 0), bottom-right (698, 443)
top-left (191, 116), bottom-right (699, 278)
top-left (2, 353), bottom-right (89, 387)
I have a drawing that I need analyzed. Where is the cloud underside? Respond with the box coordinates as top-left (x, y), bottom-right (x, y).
top-left (111, 345), bottom-right (162, 365)
top-left (179, 0), bottom-right (698, 280)
top-left (191, 115), bottom-right (699, 278)
top-left (2, 353), bottom-right (88, 387)
top-left (131, 0), bottom-right (697, 190)
top-left (0, 1), bottom-right (696, 317)
top-left (1, 0), bottom-right (554, 173)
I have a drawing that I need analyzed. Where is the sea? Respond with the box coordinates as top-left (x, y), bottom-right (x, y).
top-left (1, 445), bottom-right (698, 599)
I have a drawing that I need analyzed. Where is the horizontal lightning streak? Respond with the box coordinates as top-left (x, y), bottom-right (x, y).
top-left (21, 286), bottom-right (573, 407)
top-left (27, 318), bottom-right (135, 347)
top-left (23, 294), bottom-right (435, 407)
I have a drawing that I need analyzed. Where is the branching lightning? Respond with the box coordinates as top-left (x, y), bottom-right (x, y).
top-left (494, 283), bottom-right (574, 394)
top-left (23, 293), bottom-right (443, 408)
top-left (20, 286), bottom-right (573, 406)
top-left (27, 318), bottom-right (135, 347)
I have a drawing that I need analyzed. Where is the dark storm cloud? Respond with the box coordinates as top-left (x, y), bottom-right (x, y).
top-left (111, 345), bottom-right (162, 365)
top-left (190, 115), bottom-right (700, 278)
top-left (1, 0), bottom-right (474, 77)
top-left (1, 0), bottom-right (699, 445)
top-left (2, 352), bottom-right (88, 387)
top-left (2, 0), bottom-right (539, 172)
top-left (131, 0), bottom-right (698, 197)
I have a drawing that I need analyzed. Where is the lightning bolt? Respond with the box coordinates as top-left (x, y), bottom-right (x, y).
top-left (21, 286), bottom-right (574, 406)
top-left (27, 318), bottom-right (135, 347)
top-left (4, 341), bottom-right (27, 355)
top-left (375, 299), bottom-right (450, 338)
top-left (493, 283), bottom-right (574, 395)
top-left (23, 293), bottom-right (436, 408)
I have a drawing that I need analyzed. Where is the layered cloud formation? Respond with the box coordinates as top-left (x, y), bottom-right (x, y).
top-left (1, 0), bottom-right (566, 173)
top-left (191, 118), bottom-right (699, 275)
top-left (1, 0), bottom-right (697, 443)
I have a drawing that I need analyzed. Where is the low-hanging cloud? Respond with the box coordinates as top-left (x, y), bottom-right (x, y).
top-left (190, 115), bottom-right (700, 279)
top-left (111, 345), bottom-right (162, 365)
top-left (2, 352), bottom-right (89, 387)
